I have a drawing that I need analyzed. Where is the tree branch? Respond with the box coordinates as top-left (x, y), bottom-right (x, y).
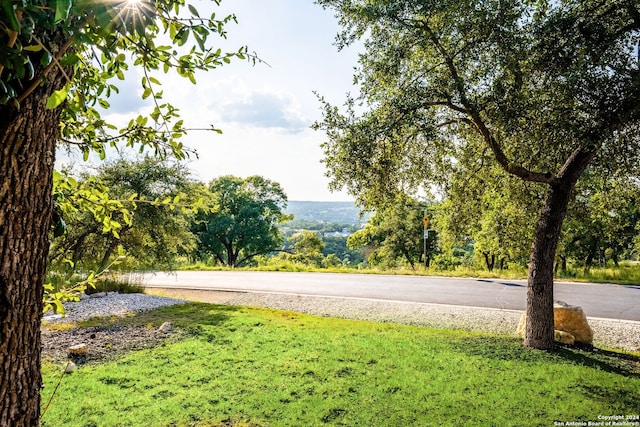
top-left (413, 17), bottom-right (558, 185)
top-left (16, 37), bottom-right (75, 105)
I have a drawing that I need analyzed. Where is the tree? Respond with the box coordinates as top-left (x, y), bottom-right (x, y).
top-left (439, 165), bottom-right (540, 271)
top-left (561, 172), bottom-right (640, 269)
top-left (316, 0), bottom-right (640, 349)
top-left (50, 158), bottom-right (196, 272)
top-left (347, 199), bottom-right (433, 268)
top-left (321, 235), bottom-right (364, 266)
top-left (0, 0), bottom-right (245, 423)
top-left (193, 176), bottom-right (289, 267)
top-left (287, 230), bottom-right (325, 266)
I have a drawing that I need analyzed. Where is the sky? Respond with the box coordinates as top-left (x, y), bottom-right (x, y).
top-left (98, 0), bottom-right (362, 201)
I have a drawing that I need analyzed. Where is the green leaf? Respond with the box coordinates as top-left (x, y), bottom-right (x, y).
top-left (53, 0), bottom-right (73, 24)
top-left (188, 4), bottom-right (199, 17)
top-left (53, 299), bottom-right (65, 315)
top-left (2, 2), bottom-right (20, 32)
top-left (40, 51), bottom-right (53, 66)
top-left (23, 45), bottom-right (43, 52)
top-left (46, 85), bottom-right (69, 109)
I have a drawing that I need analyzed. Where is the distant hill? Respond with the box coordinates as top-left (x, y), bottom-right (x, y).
top-left (285, 201), bottom-right (369, 225)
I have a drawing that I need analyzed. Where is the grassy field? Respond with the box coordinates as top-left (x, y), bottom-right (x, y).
top-left (41, 303), bottom-right (639, 427)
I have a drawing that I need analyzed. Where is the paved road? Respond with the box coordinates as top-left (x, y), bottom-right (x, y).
top-left (141, 271), bottom-right (640, 321)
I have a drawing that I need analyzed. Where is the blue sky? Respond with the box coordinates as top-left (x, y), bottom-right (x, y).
top-left (105, 0), bottom-right (362, 201)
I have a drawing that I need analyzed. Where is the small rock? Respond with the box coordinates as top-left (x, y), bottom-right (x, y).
top-left (158, 322), bottom-right (173, 333)
top-left (65, 361), bottom-right (77, 374)
top-left (554, 330), bottom-right (575, 345)
top-left (89, 292), bottom-right (108, 298)
top-left (68, 343), bottom-right (88, 355)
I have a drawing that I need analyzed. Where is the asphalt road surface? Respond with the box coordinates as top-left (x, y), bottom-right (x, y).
top-left (141, 271), bottom-right (640, 321)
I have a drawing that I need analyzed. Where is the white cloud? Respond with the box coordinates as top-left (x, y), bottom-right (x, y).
top-left (218, 90), bottom-right (308, 133)
top-left (64, 0), bottom-right (361, 202)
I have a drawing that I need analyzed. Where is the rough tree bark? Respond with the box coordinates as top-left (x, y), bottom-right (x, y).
top-left (0, 61), bottom-right (67, 426)
top-left (525, 148), bottom-right (596, 350)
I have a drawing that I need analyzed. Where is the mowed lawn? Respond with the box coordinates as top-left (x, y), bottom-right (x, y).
top-left (41, 303), bottom-right (640, 427)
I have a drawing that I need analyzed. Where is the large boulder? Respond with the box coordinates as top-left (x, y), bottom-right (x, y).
top-left (553, 301), bottom-right (593, 345)
top-left (516, 301), bottom-right (593, 346)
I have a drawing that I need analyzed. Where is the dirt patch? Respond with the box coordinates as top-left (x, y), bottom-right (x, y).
top-left (41, 324), bottom-right (182, 364)
top-left (144, 288), bottom-right (245, 304)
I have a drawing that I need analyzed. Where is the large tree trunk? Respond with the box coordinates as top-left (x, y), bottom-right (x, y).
top-left (0, 65), bottom-right (67, 426)
top-left (525, 148), bottom-right (595, 350)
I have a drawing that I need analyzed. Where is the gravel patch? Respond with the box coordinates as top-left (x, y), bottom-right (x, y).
top-left (42, 292), bottom-right (187, 323)
top-left (41, 325), bottom-right (183, 363)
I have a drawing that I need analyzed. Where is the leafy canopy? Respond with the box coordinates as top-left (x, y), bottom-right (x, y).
top-left (315, 0), bottom-right (640, 207)
top-left (0, 0), bottom-right (250, 159)
top-left (192, 175), bottom-right (290, 267)
top-left (50, 157), bottom-right (198, 272)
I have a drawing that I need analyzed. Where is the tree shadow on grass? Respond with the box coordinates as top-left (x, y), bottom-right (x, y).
top-left (155, 302), bottom-right (241, 326)
top-left (449, 335), bottom-right (640, 378)
top-left (577, 384), bottom-right (640, 411)
top-left (83, 302), bottom-right (242, 331)
top-left (554, 346), bottom-right (640, 379)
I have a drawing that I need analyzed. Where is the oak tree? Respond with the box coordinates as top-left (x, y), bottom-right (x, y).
top-left (50, 158), bottom-right (196, 272)
top-left (347, 199), bottom-right (432, 268)
top-left (192, 176), bottom-right (289, 267)
top-left (0, 0), bottom-right (244, 423)
top-left (316, 0), bottom-right (640, 349)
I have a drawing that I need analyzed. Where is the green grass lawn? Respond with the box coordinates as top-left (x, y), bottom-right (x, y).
top-left (41, 303), bottom-right (640, 427)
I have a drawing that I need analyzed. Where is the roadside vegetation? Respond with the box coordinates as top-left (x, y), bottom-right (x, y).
top-left (41, 303), bottom-right (640, 427)
top-left (47, 159), bottom-right (640, 291)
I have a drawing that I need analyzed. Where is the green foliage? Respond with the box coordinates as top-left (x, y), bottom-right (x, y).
top-left (281, 230), bottom-right (325, 267)
top-left (1, 0), bottom-right (249, 159)
top-left (192, 175), bottom-right (290, 267)
top-left (313, 0), bottom-right (640, 236)
top-left (41, 303), bottom-right (639, 426)
top-left (436, 166), bottom-right (540, 271)
top-left (348, 198), bottom-right (435, 268)
top-left (561, 172), bottom-right (640, 268)
top-left (50, 157), bottom-right (197, 273)
top-left (321, 235), bottom-right (364, 266)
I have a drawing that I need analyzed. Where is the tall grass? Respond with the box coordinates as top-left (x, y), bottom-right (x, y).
top-left (557, 264), bottom-right (640, 285)
top-left (177, 261), bottom-right (640, 285)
